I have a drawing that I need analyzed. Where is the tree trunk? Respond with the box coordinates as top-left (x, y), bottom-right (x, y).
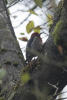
top-left (0, 0), bottom-right (25, 99)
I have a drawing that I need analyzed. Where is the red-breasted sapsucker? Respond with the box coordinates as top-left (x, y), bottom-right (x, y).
top-left (26, 32), bottom-right (43, 62)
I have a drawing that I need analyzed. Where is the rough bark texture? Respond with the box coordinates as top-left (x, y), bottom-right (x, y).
top-left (0, 0), bottom-right (25, 99)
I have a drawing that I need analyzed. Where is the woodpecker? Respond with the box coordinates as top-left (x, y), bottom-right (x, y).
top-left (26, 32), bottom-right (43, 62)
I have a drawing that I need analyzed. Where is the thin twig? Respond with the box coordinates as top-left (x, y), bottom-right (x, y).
top-left (14, 13), bottom-right (31, 28)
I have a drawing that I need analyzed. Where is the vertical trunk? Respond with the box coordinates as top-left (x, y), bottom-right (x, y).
top-left (0, 0), bottom-right (25, 99)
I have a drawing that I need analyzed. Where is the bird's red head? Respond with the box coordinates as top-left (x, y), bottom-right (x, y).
top-left (31, 32), bottom-right (40, 38)
top-left (31, 32), bottom-right (42, 42)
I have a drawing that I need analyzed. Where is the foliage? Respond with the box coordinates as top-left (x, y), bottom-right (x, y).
top-left (34, 26), bottom-right (41, 33)
top-left (47, 14), bottom-right (53, 27)
top-left (20, 33), bottom-right (25, 35)
top-left (26, 21), bottom-right (34, 33)
top-left (19, 21), bottom-right (41, 42)
top-left (21, 72), bottom-right (31, 85)
top-left (29, 10), bottom-right (38, 15)
top-left (26, 21), bottom-right (41, 34)
top-left (34, 0), bottom-right (43, 8)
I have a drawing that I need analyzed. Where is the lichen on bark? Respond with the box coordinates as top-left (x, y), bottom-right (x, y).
top-left (52, 20), bottom-right (63, 45)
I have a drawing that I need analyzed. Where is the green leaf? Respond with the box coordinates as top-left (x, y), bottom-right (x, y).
top-left (26, 21), bottom-right (34, 33)
top-left (47, 14), bottom-right (53, 26)
top-left (0, 68), bottom-right (6, 80)
top-left (34, 0), bottom-right (43, 8)
top-left (29, 10), bottom-right (38, 16)
top-left (34, 26), bottom-right (41, 33)
top-left (21, 73), bottom-right (31, 84)
top-left (20, 33), bottom-right (25, 35)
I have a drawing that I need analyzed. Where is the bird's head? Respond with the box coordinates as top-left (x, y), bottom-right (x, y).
top-left (31, 32), bottom-right (40, 38)
top-left (31, 32), bottom-right (42, 42)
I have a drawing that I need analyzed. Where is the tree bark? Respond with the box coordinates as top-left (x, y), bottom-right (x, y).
top-left (0, 0), bottom-right (25, 99)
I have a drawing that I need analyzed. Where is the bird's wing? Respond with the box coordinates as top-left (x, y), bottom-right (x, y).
top-left (31, 37), bottom-right (42, 51)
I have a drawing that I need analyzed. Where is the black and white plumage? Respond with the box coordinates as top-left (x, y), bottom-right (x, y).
top-left (26, 33), bottom-right (43, 62)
